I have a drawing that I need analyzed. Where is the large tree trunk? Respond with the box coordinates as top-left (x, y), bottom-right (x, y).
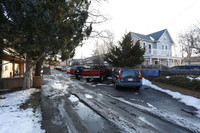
top-left (35, 60), bottom-right (42, 76)
top-left (0, 39), bottom-right (3, 79)
top-left (23, 54), bottom-right (33, 89)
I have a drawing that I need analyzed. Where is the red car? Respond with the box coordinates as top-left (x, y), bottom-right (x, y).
top-left (70, 66), bottom-right (76, 74)
top-left (82, 65), bottom-right (109, 81)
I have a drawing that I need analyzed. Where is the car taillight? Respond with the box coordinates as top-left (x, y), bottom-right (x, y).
top-left (117, 70), bottom-right (122, 80)
top-left (138, 71), bottom-right (142, 80)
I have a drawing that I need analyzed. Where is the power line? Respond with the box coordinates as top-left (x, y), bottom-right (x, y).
top-left (165, 0), bottom-right (199, 26)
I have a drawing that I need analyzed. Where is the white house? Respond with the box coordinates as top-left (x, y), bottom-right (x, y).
top-left (131, 29), bottom-right (181, 67)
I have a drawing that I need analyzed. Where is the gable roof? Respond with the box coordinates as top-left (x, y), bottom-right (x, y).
top-left (131, 29), bottom-right (168, 42)
top-left (147, 29), bottom-right (166, 41)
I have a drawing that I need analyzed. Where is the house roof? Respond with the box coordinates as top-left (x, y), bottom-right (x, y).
top-left (132, 29), bottom-right (167, 42)
top-left (147, 29), bottom-right (166, 41)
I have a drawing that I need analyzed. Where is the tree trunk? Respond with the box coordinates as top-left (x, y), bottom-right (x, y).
top-left (35, 61), bottom-right (42, 76)
top-left (0, 39), bottom-right (3, 79)
top-left (23, 54), bottom-right (33, 89)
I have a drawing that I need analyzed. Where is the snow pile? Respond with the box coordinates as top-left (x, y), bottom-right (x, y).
top-left (42, 79), bottom-right (69, 99)
top-left (142, 78), bottom-right (200, 117)
top-left (0, 89), bottom-right (44, 133)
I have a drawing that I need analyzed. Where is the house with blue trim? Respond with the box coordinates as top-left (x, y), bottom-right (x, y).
top-left (131, 29), bottom-right (181, 67)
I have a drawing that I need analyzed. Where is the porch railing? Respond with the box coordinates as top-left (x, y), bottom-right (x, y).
top-left (145, 49), bottom-right (171, 56)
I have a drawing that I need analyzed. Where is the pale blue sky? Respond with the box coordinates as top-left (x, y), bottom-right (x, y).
top-left (74, 0), bottom-right (200, 59)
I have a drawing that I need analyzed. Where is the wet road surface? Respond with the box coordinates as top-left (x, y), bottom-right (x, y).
top-left (41, 69), bottom-right (200, 133)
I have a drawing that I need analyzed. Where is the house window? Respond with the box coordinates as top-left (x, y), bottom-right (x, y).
top-left (149, 44), bottom-right (151, 53)
top-left (166, 45), bottom-right (168, 50)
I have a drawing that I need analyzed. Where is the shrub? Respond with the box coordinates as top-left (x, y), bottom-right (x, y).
top-left (153, 76), bottom-right (200, 92)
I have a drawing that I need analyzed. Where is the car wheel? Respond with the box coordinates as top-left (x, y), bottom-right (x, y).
top-left (115, 82), bottom-right (120, 89)
top-left (135, 86), bottom-right (141, 90)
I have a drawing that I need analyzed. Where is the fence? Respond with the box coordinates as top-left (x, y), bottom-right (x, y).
top-left (161, 69), bottom-right (200, 76)
top-left (0, 76), bottom-right (42, 89)
top-left (135, 65), bottom-right (200, 76)
top-left (135, 64), bottom-right (170, 71)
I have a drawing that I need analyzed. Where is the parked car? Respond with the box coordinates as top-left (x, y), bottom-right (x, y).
top-left (54, 66), bottom-right (62, 71)
top-left (70, 66), bottom-right (76, 75)
top-left (73, 66), bottom-right (86, 78)
top-left (61, 66), bottom-right (68, 71)
top-left (171, 65), bottom-right (200, 70)
top-left (82, 65), bottom-right (109, 81)
top-left (67, 67), bottom-right (71, 73)
top-left (112, 68), bottom-right (142, 89)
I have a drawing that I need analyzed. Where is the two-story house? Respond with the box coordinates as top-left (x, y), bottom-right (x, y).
top-left (131, 29), bottom-right (181, 67)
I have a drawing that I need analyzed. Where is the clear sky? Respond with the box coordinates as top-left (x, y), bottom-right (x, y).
top-left (74, 0), bottom-right (200, 59)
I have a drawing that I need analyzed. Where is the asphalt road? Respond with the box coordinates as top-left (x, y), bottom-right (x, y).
top-left (40, 69), bottom-right (200, 133)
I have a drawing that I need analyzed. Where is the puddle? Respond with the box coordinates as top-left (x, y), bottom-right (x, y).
top-left (69, 95), bottom-right (120, 133)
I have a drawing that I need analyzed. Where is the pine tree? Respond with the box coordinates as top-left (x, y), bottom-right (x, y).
top-left (104, 33), bottom-right (145, 67)
top-left (1, 0), bottom-right (92, 89)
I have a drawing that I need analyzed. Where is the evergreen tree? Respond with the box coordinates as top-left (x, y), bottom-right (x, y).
top-left (104, 33), bottom-right (145, 67)
top-left (1, 0), bottom-right (92, 89)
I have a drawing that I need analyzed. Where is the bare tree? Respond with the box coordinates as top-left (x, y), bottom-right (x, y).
top-left (92, 31), bottom-right (115, 64)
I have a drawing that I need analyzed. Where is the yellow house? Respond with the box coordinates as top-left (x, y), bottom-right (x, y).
top-left (1, 50), bottom-right (24, 78)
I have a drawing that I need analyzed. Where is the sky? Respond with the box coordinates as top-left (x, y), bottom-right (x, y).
top-left (74, 0), bottom-right (200, 59)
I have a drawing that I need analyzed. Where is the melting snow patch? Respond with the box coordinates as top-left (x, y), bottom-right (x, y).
top-left (0, 89), bottom-right (44, 133)
top-left (69, 95), bottom-right (79, 102)
top-left (112, 96), bottom-right (200, 132)
top-left (85, 94), bottom-right (93, 99)
top-left (142, 78), bottom-right (200, 117)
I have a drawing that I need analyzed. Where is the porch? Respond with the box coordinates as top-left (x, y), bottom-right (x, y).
top-left (142, 56), bottom-right (181, 67)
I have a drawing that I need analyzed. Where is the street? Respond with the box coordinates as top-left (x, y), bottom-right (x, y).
top-left (41, 69), bottom-right (200, 133)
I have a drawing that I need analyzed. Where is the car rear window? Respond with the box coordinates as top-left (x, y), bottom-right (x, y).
top-left (121, 70), bottom-right (139, 78)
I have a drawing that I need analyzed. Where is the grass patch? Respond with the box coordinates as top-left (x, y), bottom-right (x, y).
top-left (20, 91), bottom-right (41, 113)
top-left (152, 76), bottom-right (200, 92)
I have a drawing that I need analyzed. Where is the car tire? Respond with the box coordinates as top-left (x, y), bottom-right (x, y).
top-left (115, 82), bottom-right (120, 89)
top-left (135, 86), bottom-right (141, 90)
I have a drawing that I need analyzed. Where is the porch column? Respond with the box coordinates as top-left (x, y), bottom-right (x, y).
top-left (150, 58), bottom-right (152, 65)
top-left (19, 57), bottom-right (21, 77)
top-left (168, 58), bottom-right (169, 67)
top-left (13, 56), bottom-right (15, 78)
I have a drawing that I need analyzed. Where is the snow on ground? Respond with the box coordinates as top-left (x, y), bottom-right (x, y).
top-left (142, 78), bottom-right (200, 117)
top-left (187, 76), bottom-right (200, 81)
top-left (0, 89), bottom-right (44, 133)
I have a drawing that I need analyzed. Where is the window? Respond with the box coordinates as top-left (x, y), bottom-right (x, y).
top-left (166, 45), bottom-right (168, 50)
top-left (149, 44), bottom-right (151, 53)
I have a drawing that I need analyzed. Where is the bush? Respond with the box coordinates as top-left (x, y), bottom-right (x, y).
top-left (153, 76), bottom-right (200, 92)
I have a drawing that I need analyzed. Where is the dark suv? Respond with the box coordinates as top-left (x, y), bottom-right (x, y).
top-left (74, 66), bottom-right (85, 78)
top-left (112, 68), bottom-right (142, 89)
